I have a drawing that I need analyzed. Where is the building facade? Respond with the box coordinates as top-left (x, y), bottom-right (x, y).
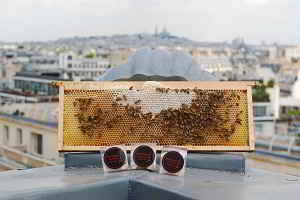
top-left (0, 62), bottom-right (23, 89)
top-left (59, 52), bottom-right (110, 80)
top-left (193, 56), bottom-right (232, 73)
top-left (0, 103), bottom-right (58, 161)
top-left (13, 71), bottom-right (64, 96)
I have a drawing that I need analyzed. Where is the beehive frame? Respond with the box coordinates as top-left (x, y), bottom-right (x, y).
top-left (54, 81), bottom-right (255, 152)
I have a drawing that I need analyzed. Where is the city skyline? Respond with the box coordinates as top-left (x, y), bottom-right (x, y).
top-left (1, 0), bottom-right (300, 44)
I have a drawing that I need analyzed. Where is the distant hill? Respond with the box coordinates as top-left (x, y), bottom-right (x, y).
top-left (53, 33), bottom-right (228, 49)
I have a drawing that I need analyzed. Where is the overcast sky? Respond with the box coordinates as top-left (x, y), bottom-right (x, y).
top-left (1, 0), bottom-right (299, 44)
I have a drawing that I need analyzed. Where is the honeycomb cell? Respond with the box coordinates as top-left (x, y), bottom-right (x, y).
top-left (61, 82), bottom-right (251, 150)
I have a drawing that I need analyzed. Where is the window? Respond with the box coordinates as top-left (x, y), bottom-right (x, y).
top-left (253, 106), bottom-right (267, 117)
top-left (282, 106), bottom-right (287, 114)
top-left (31, 133), bottom-right (43, 155)
top-left (68, 63), bottom-right (72, 68)
top-left (2, 69), bottom-right (6, 78)
top-left (17, 128), bottom-right (23, 145)
top-left (67, 55), bottom-right (72, 60)
top-left (255, 123), bottom-right (264, 134)
top-left (3, 125), bottom-right (9, 145)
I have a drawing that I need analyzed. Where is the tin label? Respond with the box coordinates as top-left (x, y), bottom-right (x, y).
top-left (162, 151), bottom-right (184, 173)
top-left (103, 147), bottom-right (126, 169)
top-left (133, 145), bottom-right (155, 168)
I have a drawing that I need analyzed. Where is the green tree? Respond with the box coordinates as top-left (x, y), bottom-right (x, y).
top-left (252, 84), bottom-right (270, 102)
top-left (267, 79), bottom-right (275, 88)
top-left (84, 52), bottom-right (96, 59)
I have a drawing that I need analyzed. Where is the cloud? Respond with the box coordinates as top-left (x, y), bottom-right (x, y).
top-left (0, 0), bottom-right (299, 44)
top-left (243, 0), bottom-right (270, 5)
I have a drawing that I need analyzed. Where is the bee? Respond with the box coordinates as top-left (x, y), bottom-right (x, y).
top-left (156, 88), bottom-right (165, 93)
top-left (129, 126), bottom-right (135, 133)
top-left (183, 88), bottom-right (190, 94)
top-left (116, 97), bottom-right (122, 101)
top-left (129, 86), bottom-right (133, 90)
top-left (106, 122), bottom-right (113, 129)
top-left (134, 99), bottom-right (141, 104)
top-left (125, 104), bottom-right (129, 111)
top-left (193, 87), bottom-right (198, 93)
top-left (123, 95), bottom-right (127, 101)
top-left (235, 119), bottom-right (242, 125)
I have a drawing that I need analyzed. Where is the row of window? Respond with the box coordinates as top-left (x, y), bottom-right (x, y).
top-left (67, 63), bottom-right (109, 69)
top-left (14, 80), bottom-right (58, 95)
top-left (200, 64), bottom-right (232, 69)
top-left (73, 71), bottom-right (104, 77)
top-left (253, 106), bottom-right (267, 117)
top-left (2, 125), bottom-right (43, 155)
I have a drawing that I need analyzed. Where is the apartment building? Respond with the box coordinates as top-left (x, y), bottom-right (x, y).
top-left (0, 103), bottom-right (58, 161)
top-left (59, 52), bottom-right (110, 80)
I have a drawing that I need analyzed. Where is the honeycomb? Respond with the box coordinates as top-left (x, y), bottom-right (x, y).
top-left (58, 82), bottom-right (254, 151)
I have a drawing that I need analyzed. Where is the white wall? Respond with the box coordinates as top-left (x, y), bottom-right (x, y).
top-left (255, 121), bottom-right (275, 138)
top-left (0, 118), bottom-right (58, 161)
top-left (267, 85), bottom-right (280, 119)
top-left (292, 70), bottom-right (300, 100)
top-left (285, 46), bottom-right (300, 60)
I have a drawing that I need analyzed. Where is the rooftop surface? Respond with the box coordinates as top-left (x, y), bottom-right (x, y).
top-left (14, 71), bottom-right (67, 81)
top-left (0, 102), bottom-right (58, 126)
top-left (0, 160), bottom-right (299, 200)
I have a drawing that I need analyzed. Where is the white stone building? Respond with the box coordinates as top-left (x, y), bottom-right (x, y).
top-left (253, 85), bottom-right (280, 138)
top-left (0, 61), bottom-right (23, 89)
top-left (193, 56), bottom-right (232, 73)
top-left (0, 103), bottom-right (58, 161)
top-left (59, 52), bottom-right (110, 80)
top-left (284, 46), bottom-right (300, 61)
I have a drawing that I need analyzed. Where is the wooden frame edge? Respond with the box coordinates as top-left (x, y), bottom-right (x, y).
top-left (59, 145), bottom-right (252, 152)
top-left (57, 85), bottom-right (64, 151)
top-left (56, 81), bottom-right (256, 152)
top-left (55, 81), bottom-right (256, 88)
top-left (247, 86), bottom-right (255, 151)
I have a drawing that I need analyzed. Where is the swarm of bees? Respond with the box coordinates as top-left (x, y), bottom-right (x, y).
top-left (73, 98), bottom-right (123, 137)
top-left (72, 87), bottom-right (244, 145)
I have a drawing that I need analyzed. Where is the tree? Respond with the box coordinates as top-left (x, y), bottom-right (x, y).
top-left (252, 84), bottom-right (270, 102)
top-left (267, 79), bottom-right (275, 88)
top-left (84, 52), bottom-right (96, 59)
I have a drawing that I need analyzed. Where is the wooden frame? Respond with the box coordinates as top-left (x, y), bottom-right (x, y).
top-left (54, 81), bottom-right (255, 152)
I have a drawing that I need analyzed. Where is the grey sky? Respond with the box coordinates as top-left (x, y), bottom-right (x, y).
top-left (0, 0), bottom-right (299, 44)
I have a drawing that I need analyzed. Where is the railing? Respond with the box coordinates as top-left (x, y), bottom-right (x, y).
top-left (261, 126), bottom-right (300, 155)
